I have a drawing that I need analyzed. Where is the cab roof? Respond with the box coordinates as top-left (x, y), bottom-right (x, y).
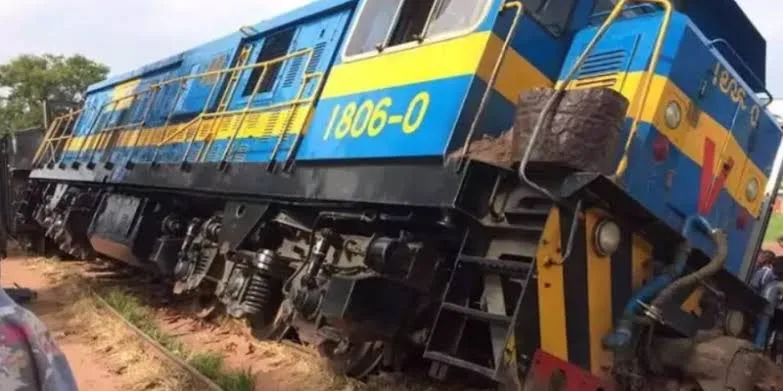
top-left (679, 0), bottom-right (767, 92)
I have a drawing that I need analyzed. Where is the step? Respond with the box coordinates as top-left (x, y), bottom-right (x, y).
top-left (504, 207), bottom-right (551, 218)
top-left (423, 351), bottom-right (496, 379)
top-left (441, 303), bottom-right (511, 325)
top-left (458, 255), bottom-right (533, 275)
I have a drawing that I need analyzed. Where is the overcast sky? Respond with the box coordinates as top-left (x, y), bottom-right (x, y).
top-left (0, 0), bottom-right (781, 106)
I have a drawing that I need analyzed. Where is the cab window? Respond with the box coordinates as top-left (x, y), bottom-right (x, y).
top-left (594, 0), bottom-right (616, 13)
top-left (593, 0), bottom-right (651, 16)
top-left (345, 0), bottom-right (490, 58)
top-left (523, 0), bottom-right (577, 36)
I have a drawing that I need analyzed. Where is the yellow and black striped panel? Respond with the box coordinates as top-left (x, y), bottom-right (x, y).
top-left (536, 206), bottom-right (654, 378)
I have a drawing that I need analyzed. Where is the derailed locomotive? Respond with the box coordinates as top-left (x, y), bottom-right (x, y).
top-left (11, 0), bottom-right (783, 388)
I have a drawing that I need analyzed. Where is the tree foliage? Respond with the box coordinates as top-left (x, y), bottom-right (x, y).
top-left (0, 54), bottom-right (109, 132)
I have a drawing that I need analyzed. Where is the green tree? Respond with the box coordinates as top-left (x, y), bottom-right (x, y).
top-left (0, 54), bottom-right (109, 132)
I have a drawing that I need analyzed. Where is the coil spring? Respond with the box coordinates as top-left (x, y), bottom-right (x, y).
top-left (192, 253), bottom-right (211, 278)
top-left (244, 273), bottom-right (283, 321)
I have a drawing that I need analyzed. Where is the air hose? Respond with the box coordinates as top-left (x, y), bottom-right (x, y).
top-left (605, 216), bottom-right (726, 350)
top-left (650, 229), bottom-right (728, 311)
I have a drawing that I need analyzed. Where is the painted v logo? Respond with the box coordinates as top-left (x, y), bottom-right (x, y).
top-left (698, 138), bottom-right (734, 215)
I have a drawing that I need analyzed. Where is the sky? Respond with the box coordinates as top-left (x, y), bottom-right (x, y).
top-left (0, 0), bottom-right (781, 107)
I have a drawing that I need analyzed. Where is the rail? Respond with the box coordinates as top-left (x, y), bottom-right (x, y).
top-left (33, 45), bottom-right (323, 170)
top-left (610, 0), bottom-right (674, 179)
top-left (32, 108), bottom-right (85, 167)
top-left (458, 1), bottom-right (524, 169)
top-left (707, 38), bottom-right (774, 107)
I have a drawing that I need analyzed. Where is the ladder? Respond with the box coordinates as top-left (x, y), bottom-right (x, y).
top-left (424, 197), bottom-right (550, 382)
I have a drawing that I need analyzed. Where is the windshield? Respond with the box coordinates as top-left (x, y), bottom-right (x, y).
top-left (345, 0), bottom-right (491, 58)
top-left (523, 0), bottom-right (577, 36)
top-left (592, 0), bottom-right (652, 17)
top-left (594, 0), bottom-right (617, 13)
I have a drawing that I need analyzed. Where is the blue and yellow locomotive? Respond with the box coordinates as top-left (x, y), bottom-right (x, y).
top-left (14, 0), bottom-right (783, 388)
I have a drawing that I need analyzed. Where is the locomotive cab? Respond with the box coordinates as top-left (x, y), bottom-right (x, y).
top-left (299, 0), bottom-right (597, 162)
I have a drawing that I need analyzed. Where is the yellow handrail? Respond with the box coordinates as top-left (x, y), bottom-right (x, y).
top-left (518, 0), bottom-right (673, 202)
top-left (33, 107), bottom-right (85, 167)
top-left (32, 44), bottom-right (318, 168)
top-left (213, 65), bottom-right (270, 164)
top-left (151, 47), bottom-right (312, 90)
top-left (149, 47), bottom-right (317, 165)
top-left (195, 45), bottom-right (255, 162)
top-left (40, 45), bottom-right (327, 168)
top-left (612, 0), bottom-right (674, 179)
top-left (275, 72), bottom-right (326, 169)
top-left (460, 1), bottom-right (524, 164)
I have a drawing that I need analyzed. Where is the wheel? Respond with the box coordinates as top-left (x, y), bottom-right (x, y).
top-left (317, 339), bottom-right (385, 379)
top-left (249, 298), bottom-right (292, 341)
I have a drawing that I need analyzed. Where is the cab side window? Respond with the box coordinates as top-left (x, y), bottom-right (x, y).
top-left (523, 0), bottom-right (577, 36)
top-left (345, 0), bottom-right (490, 58)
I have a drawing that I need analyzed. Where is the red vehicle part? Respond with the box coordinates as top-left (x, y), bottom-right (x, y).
top-left (524, 350), bottom-right (615, 391)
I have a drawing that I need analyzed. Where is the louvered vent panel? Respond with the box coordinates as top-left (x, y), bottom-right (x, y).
top-left (573, 49), bottom-right (628, 89)
top-left (264, 111), bottom-right (282, 137)
top-left (306, 42), bottom-right (327, 73)
top-left (282, 56), bottom-right (304, 88)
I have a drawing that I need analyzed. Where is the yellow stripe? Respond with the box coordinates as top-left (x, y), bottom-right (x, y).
top-left (477, 35), bottom-right (553, 103)
top-left (323, 32), bottom-right (552, 102)
top-left (585, 209), bottom-right (614, 379)
top-left (323, 33), bottom-right (492, 99)
top-left (65, 105), bottom-right (311, 152)
top-left (537, 207), bottom-right (568, 361)
top-left (112, 79), bottom-right (141, 110)
top-left (563, 72), bottom-right (767, 217)
top-left (680, 287), bottom-right (704, 316)
top-left (632, 234), bottom-right (653, 290)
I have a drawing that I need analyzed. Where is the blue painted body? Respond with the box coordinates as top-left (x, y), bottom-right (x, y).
top-left (60, 0), bottom-right (779, 281)
top-left (559, 10), bottom-right (781, 277)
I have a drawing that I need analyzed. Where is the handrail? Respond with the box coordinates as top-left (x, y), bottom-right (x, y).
top-left (613, 0), bottom-right (674, 179)
top-left (518, 0), bottom-right (674, 200)
top-left (194, 45), bottom-right (255, 163)
top-left (149, 47), bottom-right (312, 90)
top-left (266, 45), bottom-right (324, 169)
top-left (708, 38), bottom-right (773, 107)
top-left (215, 65), bottom-right (270, 166)
top-left (38, 44), bottom-right (319, 168)
top-left (33, 107), bottom-right (85, 167)
top-left (459, 1), bottom-right (524, 167)
top-left (147, 47), bottom-right (317, 165)
top-left (280, 71), bottom-right (327, 171)
top-left (589, 4), bottom-right (658, 22)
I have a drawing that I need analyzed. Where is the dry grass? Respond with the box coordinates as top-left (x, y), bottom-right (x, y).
top-left (102, 288), bottom-right (254, 391)
top-left (51, 276), bottom-right (196, 390)
top-left (25, 257), bottom-right (239, 390)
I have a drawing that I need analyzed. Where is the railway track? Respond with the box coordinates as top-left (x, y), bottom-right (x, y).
top-left (92, 292), bottom-right (225, 391)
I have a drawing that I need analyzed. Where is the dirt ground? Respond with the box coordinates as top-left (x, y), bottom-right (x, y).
top-left (1, 254), bottom-right (207, 390)
top-left (0, 254), bottom-right (446, 391)
top-left (1, 255), bottom-right (124, 390)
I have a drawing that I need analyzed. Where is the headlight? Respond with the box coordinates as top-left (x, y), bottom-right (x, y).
top-left (594, 220), bottom-right (621, 256)
top-left (724, 310), bottom-right (746, 337)
top-left (664, 101), bottom-right (683, 129)
top-left (746, 178), bottom-right (760, 202)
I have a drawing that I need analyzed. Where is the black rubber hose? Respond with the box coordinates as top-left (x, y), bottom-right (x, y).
top-left (650, 229), bottom-right (728, 309)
